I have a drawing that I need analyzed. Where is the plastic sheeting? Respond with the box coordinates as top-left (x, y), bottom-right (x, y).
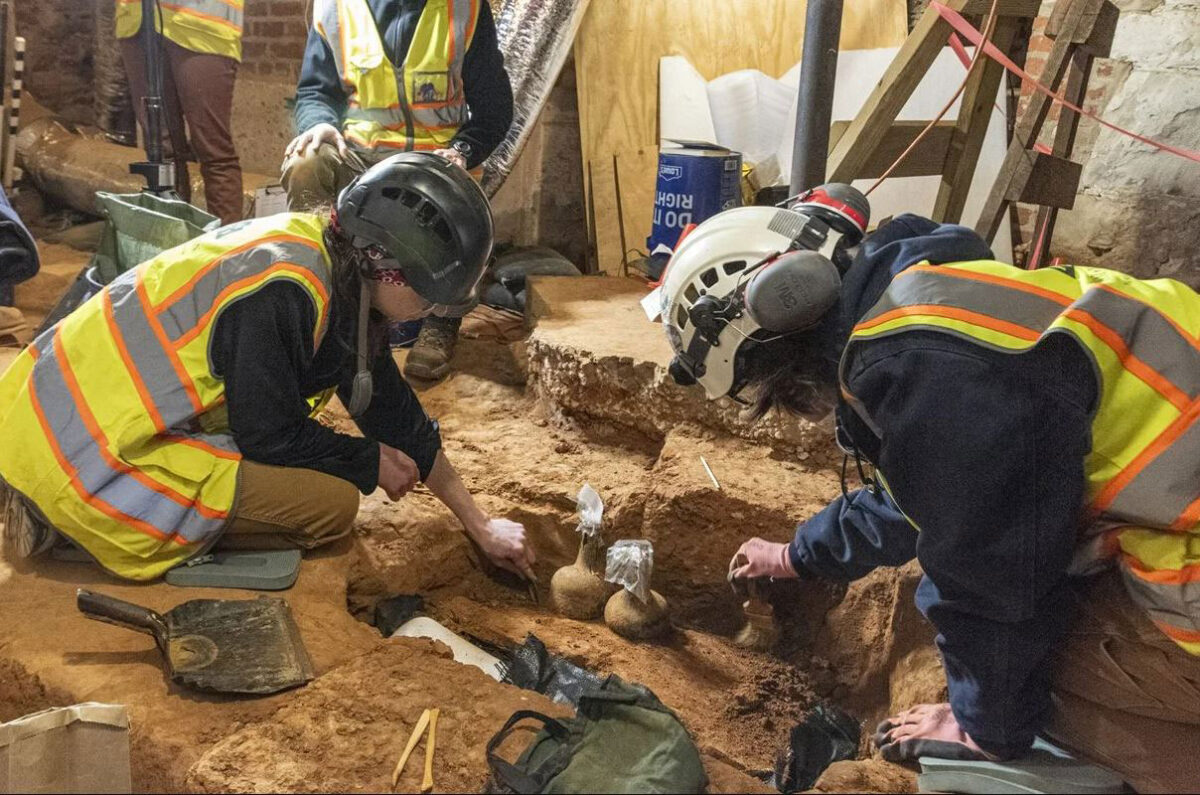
top-left (34, 191), bottom-right (217, 336)
top-left (498, 634), bottom-right (604, 706)
top-left (605, 539), bottom-right (655, 604)
top-left (480, 0), bottom-right (590, 197)
top-left (94, 0), bottom-right (137, 146)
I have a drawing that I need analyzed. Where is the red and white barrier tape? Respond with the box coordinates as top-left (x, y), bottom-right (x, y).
top-left (931, 1), bottom-right (1200, 164)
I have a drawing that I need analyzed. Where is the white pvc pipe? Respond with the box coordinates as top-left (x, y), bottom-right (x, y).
top-left (391, 616), bottom-right (504, 681)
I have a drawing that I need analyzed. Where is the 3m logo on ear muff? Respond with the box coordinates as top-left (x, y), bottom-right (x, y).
top-left (744, 250), bottom-right (841, 333)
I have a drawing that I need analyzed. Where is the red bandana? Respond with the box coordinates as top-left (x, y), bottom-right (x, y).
top-left (366, 268), bottom-right (407, 286)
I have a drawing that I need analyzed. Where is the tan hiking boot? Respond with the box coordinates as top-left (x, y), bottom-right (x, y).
top-left (403, 316), bottom-right (462, 380)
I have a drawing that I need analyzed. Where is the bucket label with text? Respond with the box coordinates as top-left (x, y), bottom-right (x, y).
top-left (648, 148), bottom-right (742, 254)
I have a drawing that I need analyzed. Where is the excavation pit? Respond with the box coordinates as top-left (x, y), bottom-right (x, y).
top-left (0, 284), bottom-right (939, 793)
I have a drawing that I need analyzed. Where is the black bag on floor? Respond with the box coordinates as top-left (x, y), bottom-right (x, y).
top-left (485, 675), bottom-right (708, 794)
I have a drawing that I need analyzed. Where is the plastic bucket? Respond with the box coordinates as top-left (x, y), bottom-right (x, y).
top-left (647, 146), bottom-right (743, 256)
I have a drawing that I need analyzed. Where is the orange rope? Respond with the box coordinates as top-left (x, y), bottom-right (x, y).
top-left (865, 0), bottom-right (1002, 196)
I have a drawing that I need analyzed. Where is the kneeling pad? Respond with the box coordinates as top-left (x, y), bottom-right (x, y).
top-left (165, 549), bottom-right (302, 591)
top-left (918, 737), bottom-right (1129, 794)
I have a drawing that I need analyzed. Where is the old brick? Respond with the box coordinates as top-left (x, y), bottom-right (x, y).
top-left (251, 20), bottom-right (286, 38)
top-left (269, 40), bottom-right (303, 59)
top-left (270, 0), bottom-right (305, 16)
top-left (242, 40), bottom-right (268, 59)
top-left (284, 19), bottom-right (310, 39)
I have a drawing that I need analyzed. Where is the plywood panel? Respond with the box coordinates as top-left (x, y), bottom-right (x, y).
top-left (575, 0), bottom-right (908, 272)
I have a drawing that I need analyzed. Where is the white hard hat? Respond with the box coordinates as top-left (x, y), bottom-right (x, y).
top-left (648, 185), bottom-right (869, 400)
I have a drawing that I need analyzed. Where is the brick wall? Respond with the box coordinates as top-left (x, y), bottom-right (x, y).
top-left (1010, 2), bottom-right (1124, 260)
top-left (240, 0), bottom-right (311, 82)
top-left (13, 0), bottom-right (96, 125)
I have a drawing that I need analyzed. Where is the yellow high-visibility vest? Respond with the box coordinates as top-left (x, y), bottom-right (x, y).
top-left (0, 214), bottom-right (334, 580)
top-left (842, 260), bottom-right (1200, 655)
top-left (115, 0), bottom-right (244, 62)
top-left (314, 0), bottom-right (479, 156)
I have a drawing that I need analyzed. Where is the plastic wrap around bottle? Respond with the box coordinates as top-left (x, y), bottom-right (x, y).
top-left (605, 540), bottom-right (654, 604)
top-left (576, 482), bottom-right (603, 539)
top-left (480, 0), bottom-right (591, 197)
top-left (94, 0), bottom-right (138, 147)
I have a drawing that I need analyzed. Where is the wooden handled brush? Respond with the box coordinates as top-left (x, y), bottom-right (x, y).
top-left (729, 555), bottom-right (780, 652)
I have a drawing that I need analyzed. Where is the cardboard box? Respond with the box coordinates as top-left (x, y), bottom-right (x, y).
top-left (0, 703), bottom-right (130, 794)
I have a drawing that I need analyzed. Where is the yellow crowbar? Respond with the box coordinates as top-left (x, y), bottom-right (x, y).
top-left (392, 707), bottom-right (439, 792)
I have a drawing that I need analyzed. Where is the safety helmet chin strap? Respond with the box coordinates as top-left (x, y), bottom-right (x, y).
top-left (346, 264), bottom-right (376, 419)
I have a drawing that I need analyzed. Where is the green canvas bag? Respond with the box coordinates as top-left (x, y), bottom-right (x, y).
top-left (486, 676), bottom-right (708, 794)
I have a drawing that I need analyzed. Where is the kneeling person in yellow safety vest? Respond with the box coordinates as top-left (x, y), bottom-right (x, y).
top-left (281, 0), bottom-right (515, 384)
top-left (0, 152), bottom-right (535, 584)
top-left (654, 186), bottom-right (1200, 793)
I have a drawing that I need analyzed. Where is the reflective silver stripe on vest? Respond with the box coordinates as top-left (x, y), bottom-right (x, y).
top-left (155, 238), bottom-right (328, 344)
top-left (167, 0), bottom-right (243, 29)
top-left (859, 268), bottom-right (1067, 335)
top-left (1123, 570), bottom-right (1200, 636)
top-left (345, 105), bottom-right (405, 127)
top-left (176, 430), bottom-right (240, 456)
top-left (853, 265), bottom-right (1200, 532)
top-left (1069, 287), bottom-right (1200, 400)
top-left (448, 0), bottom-right (473, 73)
top-left (321, 0), bottom-right (472, 142)
top-left (411, 104), bottom-right (468, 129)
top-left (315, 0), bottom-right (345, 76)
top-left (106, 272), bottom-right (205, 426)
top-left (30, 336), bottom-right (226, 543)
top-left (1106, 410), bottom-right (1200, 527)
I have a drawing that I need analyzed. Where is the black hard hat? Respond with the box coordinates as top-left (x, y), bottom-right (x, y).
top-left (336, 152), bottom-right (494, 307)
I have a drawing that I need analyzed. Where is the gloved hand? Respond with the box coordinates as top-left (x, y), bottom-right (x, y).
top-left (284, 122), bottom-right (348, 160)
top-left (468, 517), bottom-right (537, 581)
top-left (873, 703), bottom-right (995, 762)
top-left (728, 538), bottom-right (799, 581)
top-left (432, 148), bottom-right (467, 170)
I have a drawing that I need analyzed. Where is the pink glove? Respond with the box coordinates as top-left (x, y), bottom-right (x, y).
top-left (728, 538), bottom-right (799, 580)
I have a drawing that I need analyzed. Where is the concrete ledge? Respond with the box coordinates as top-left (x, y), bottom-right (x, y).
top-left (525, 275), bottom-right (840, 461)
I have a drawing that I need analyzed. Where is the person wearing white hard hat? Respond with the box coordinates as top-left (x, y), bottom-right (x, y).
top-left (650, 185), bottom-right (1200, 792)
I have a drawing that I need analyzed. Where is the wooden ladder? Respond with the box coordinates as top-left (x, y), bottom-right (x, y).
top-left (825, 0), bottom-right (1117, 264)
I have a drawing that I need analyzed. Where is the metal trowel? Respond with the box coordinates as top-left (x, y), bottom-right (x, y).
top-left (76, 589), bottom-right (315, 695)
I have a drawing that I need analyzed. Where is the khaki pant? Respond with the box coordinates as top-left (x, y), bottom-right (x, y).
top-left (280, 143), bottom-right (370, 212)
top-left (120, 33), bottom-right (244, 225)
top-left (218, 461), bottom-right (360, 550)
top-left (1048, 573), bottom-right (1200, 792)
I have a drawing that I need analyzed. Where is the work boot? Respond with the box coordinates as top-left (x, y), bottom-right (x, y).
top-left (2, 487), bottom-right (55, 559)
top-left (404, 316), bottom-right (462, 380)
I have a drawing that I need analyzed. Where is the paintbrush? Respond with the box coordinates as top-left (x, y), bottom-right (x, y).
top-left (733, 578), bottom-right (779, 652)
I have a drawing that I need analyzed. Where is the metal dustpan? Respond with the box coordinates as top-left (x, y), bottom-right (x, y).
top-left (76, 589), bottom-right (315, 695)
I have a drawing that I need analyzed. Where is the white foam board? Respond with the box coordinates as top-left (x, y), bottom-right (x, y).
top-left (659, 56), bottom-right (717, 147)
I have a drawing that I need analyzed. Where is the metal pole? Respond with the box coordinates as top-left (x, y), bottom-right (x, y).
top-left (130, 0), bottom-right (177, 195)
top-left (790, 0), bottom-right (843, 194)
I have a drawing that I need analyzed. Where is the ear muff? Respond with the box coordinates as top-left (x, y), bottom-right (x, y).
top-left (744, 250), bottom-right (840, 333)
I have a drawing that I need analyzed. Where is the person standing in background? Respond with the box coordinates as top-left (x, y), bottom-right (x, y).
top-left (281, 0), bottom-right (513, 381)
top-left (116, 0), bottom-right (245, 225)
